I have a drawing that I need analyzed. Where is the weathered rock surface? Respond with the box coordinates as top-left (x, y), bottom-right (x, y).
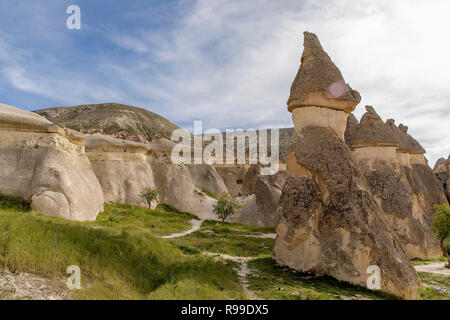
top-left (433, 156), bottom-right (450, 201)
top-left (274, 127), bottom-right (421, 299)
top-left (348, 106), bottom-right (398, 149)
top-left (231, 165), bottom-right (288, 228)
top-left (214, 166), bottom-right (248, 197)
top-left (275, 32), bottom-right (421, 299)
top-left (287, 32), bottom-right (361, 113)
top-left (84, 133), bottom-right (227, 219)
top-left (347, 106), bottom-right (443, 259)
top-left (0, 103), bottom-right (104, 221)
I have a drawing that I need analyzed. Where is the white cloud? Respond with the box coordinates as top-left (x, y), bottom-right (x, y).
top-left (117, 0), bottom-right (449, 164)
top-left (1, 0), bottom-right (448, 164)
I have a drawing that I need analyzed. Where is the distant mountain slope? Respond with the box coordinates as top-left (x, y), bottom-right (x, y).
top-left (35, 103), bottom-right (180, 143)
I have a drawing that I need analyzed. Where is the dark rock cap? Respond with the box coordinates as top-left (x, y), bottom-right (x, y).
top-left (347, 106), bottom-right (398, 149)
top-left (287, 32), bottom-right (361, 113)
top-left (385, 119), bottom-right (426, 154)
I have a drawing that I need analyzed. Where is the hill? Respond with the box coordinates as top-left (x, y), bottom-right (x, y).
top-left (35, 103), bottom-right (180, 143)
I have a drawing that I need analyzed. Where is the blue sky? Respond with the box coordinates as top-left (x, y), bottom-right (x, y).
top-left (0, 0), bottom-right (449, 164)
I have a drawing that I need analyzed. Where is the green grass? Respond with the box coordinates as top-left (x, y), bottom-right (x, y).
top-left (202, 190), bottom-right (218, 200)
top-left (0, 194), bottom-right (31, 212)
top-left (1, 194), bottom-right (448, 300)
top-left (419, 272), bottom-right (450, 300)
top-left (200, 220), bottom-right (275, 236)
top-left (0, 199), bottom-right (243, 300)
top-left (91, 203), bottom-right (196, 237)
top-left (410, 256), bottom-right (447, 266)
top-left (246, 258), bottom-right (396, 300)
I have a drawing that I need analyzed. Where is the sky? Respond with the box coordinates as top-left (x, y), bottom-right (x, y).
top-left (0, 0), bottom-right (449, 165)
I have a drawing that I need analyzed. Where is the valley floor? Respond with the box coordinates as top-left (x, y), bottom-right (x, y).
top-left (0, 197), bottom-right (448, 300)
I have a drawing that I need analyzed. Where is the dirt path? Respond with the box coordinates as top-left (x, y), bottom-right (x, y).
top-left (203, 252), bottom-right (261, 300)
top-left (161, 219), bottom-right (204, 239)
top-left (200, 230), bottom-right (277, 239)
top-left (414, 262), bottom-right (450, 276)
top-left (0, 269), bottom-right (70, 300)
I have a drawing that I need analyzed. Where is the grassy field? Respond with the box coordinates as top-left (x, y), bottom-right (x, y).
top-left (0, 194), bottom-right (448, 300)
top-left (0, 196), bottom-right (243, 299)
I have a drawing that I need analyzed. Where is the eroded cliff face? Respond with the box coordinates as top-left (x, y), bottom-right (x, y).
top-left (84, 133), bottom-right (228, 220)
top-left (229, 164), bottom-right (288, 228)
top-left (0, 103), bottom-right (104, 221)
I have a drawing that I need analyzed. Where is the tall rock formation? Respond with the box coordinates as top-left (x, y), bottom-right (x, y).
top-left (347, 106), bottom-right (442, 259)
top-left (0, 103), bottom-right (104, 221)
top-left (433, 156), bottom-right (450, 201)
top-left (273, 32), bottom-right (420, 299)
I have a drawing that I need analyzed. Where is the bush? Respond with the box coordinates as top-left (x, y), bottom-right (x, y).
top-left (0, 194), bottom-right (31, 212)
top-left (213, 192), bottom-right (242, 223)
top-left (432, 204), bottom-right (450, 268)
top-left (139, 187), bottom-right (160, 209)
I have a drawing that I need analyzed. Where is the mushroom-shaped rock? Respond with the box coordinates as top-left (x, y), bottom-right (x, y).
top-left (287, 32), bottom-right (361, 113)
top-left (349, 106), bottom-right (398, 149)
top-left (385, 120), bottom-right (425, 155)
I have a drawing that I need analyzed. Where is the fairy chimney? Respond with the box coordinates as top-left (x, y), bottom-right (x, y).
top-left (287, 32), bottom-right (361, 139)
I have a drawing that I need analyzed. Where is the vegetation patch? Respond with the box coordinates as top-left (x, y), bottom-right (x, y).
top-left (169, 232), bottom-right (274, 258)
top-left (0, 197), bottom-right (242, 299)
top-left (200, 220), bottom-right (274, 236)
top-left (247, 258), bottom-right (397, 300)
top-left (419, 272), bottom-right (450, 300)
top-left (0, 194), bottom-right (31, 212)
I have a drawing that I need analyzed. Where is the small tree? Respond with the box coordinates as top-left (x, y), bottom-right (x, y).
top-left (139, 187), bottom-right (160, 209)
top-left (213, 192), bottom-right (242, 223)
top-left (431, 204), bottom-right (450, 268)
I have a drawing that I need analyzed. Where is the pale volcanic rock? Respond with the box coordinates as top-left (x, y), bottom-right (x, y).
top-left (287, 32), bottom-right (361, 113)
top-left (0, 103), bottom-right (104, 221)
top-left (231, 164), bottom-right (288, 228)
top-left (211, 166), bottom-right (248, 197)
top-left (85, 134), bottom-right (157, 208)
top-left (84, 133), bottom-right (227, 219)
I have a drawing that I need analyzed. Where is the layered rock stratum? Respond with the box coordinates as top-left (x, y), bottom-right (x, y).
top-left (0, 103), bottom-right (104, 221)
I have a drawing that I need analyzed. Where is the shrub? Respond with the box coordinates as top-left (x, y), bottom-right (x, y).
top-left (432, 204), bottom-right (450, 268)
top-left (0, 194), bottom-right (31, 212)
top-left (139, 187), bottom-right (160, 209)
top-left (213, 192), bottom-right (242, 223)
